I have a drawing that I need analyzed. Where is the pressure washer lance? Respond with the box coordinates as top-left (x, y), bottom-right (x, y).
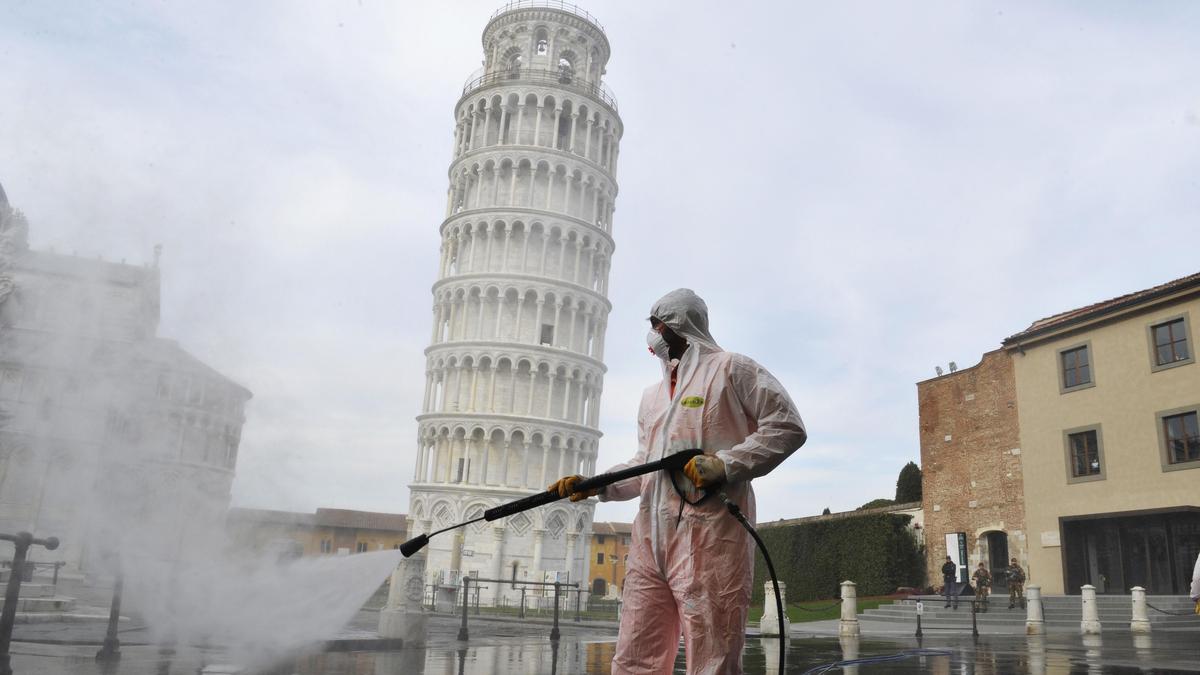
top-left (398, 449), bottom-right (704, 558)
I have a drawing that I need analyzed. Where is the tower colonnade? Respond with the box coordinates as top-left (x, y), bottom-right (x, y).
top-left (437, 216), bottom-right (613, 293)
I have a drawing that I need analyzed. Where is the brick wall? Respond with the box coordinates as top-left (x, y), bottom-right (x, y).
top-left (918, 349), bottom-right (1026, 585)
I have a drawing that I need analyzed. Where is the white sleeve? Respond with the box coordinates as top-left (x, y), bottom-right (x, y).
top-left (1190, 553), bottom-right (1200, 601)
top-left (715, 355), bottom-right (807, 483)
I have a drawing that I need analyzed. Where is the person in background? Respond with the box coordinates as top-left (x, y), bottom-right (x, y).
top-left (1006, 557), bottom-right (1026, 609)
top-left (941, 555), bottom-right (959, 610)
top-left (973, 561), bottom-right (992, 612)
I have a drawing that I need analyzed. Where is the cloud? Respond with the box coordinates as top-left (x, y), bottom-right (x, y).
top-left (2, 0), bottom-right (1197, 525)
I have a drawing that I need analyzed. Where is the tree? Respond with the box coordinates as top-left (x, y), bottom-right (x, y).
top-left (821, 507), bottom-right (831, 515)
top-left (895, 461), bottom-right (923, 503)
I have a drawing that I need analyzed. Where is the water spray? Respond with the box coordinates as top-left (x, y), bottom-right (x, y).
top-left (398, 449), bottom-right (704, 557)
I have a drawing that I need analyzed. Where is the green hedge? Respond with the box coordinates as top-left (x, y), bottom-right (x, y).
top-left (751, 513), bottom-right (925, 602)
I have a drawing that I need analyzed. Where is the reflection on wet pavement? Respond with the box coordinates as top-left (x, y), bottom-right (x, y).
top-left (10, 630), bottom-right (1200, 673)
top-left (284, 632), bottom-right (1200, 674)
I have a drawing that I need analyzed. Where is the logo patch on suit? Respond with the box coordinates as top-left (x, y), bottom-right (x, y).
top-left (680, 396), bottom-right (705, 409)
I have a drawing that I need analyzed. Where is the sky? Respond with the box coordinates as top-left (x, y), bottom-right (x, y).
top-left (2, 1), bottom-right (1198, 525)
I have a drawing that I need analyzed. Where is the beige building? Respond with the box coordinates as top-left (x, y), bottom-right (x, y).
top-left (1002, 272), bottom-right (1200, 595)
top-left (225, 507), bottom-right (408, 559)
top-left (587, 521), bottom-right (631, 598)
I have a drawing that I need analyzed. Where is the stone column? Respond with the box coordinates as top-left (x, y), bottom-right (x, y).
top-left (838, 580), bottom-right (859, 637)
top-left (1130, 586), bottom-right (1151, 634)
top-left (487, 365), bottom-right (499, 411)
top-left (532, 529), bottom-right (545, 575)
top-left (491, 526), bottom-right (506, 605)
top-left (560, 374), bottom-right (573, 419)
top-left (475, 295), bottom-right (487, 339)
top-left (479, 436), bottom-right (491, 486)
top-left (1080, 584), bottom-right (1102, 634)
top-left (514, 296), bottom-right (526, 340)
top-left (500, 440), bottom-right (512, 486)
top-left (526, 371), bottom-right (537, 414)
top-left (467, 365), bottom-right (480, 412)
top-left (539, 443), bottom-right (550, 488)
top-left (378, 551), bottom-right (428, 644)
top-left (493, 296), bottom-right (505, 337)
top-left (565, 533), bottom-right (578, 585)
top-left (760, 581), bottom-right (789, 636)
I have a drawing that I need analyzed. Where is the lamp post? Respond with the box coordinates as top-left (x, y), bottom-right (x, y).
top-left (0, 532), bottom-right (60, 675)
top-left (95, 573), bottom-right (124, 662)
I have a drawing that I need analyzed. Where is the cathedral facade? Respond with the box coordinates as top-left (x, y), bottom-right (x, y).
top-left (0, 183), bottom-right (251, 571)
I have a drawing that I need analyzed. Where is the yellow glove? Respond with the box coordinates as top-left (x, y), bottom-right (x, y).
top-left (547, 475), bottom-right (600, 502)
top-left (683, 455), bottom-right (726, 489)
top-left (1194, 599), bottom-right (1199, 615)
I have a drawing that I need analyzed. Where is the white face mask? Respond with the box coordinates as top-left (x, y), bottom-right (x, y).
top-left (646, 329), bottom-right (671, 360)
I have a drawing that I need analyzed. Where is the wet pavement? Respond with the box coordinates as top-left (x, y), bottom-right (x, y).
top-left (7, 627), bottom-right (1199, 674)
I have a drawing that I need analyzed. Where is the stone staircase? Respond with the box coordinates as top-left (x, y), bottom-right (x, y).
top-left (860, 594), bottom-right (1197, 631)
top-left (0, 568), bottom-right (79, 621)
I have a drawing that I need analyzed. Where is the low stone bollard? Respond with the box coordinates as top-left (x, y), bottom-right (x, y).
top-left (1129, 586), bottom-right (1151, 634)
top-left (1025, 585), bottom-right (1044, 635)
top-left (1080, 584), bottom-right (1101, 634)
top-left (839, 580), bottom-right (860, 637)
top-left (760, 581), bottom-right (789, 636)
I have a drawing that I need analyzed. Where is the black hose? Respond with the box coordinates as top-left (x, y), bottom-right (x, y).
top-left (720, 492), bottom-right (785, 675)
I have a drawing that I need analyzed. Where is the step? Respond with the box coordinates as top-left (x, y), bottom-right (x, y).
top-left (862, 599), bottom-right (1197, 627)
top-left (0, 596), bottom-right (76, 612)
top-left (17, 583), bottom-right (57, 598)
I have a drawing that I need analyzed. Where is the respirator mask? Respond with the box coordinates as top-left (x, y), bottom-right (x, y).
top-left (646, 329), bottom-right (671, 360)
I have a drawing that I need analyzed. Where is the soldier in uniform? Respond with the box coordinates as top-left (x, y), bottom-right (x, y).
top-left (1007, 557), bottom-right (1026, 609)
top-left (972, 562), bottom-right (991, 612)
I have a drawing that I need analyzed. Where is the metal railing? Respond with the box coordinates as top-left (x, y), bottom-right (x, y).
top-left (489, 0), bottom-right (607, 35)
top-left (462, 67), bottom-right (618, 111)
top-left (455, 577), bottom-right (581, 642)
top-left (1, 560), bottom-right (65, 585)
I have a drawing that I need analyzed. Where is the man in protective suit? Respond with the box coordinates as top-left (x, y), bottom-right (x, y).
top-left (551, 288), bottom-right (807, 675)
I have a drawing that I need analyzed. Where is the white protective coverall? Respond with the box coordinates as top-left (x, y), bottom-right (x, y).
top-left (1190, 552), bottom-right (1199, 602)
top-left (599, 289), bottom-right (807, 675)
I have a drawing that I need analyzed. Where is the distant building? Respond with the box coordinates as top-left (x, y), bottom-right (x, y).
top-left (920, 271), bottom-right (1200, 595)
top-left (587, 521), bottom-right (631, 598)
top-left (225, 507), bottom-right (408, 559)
top-left (1002, 272), bottom-right (1200, 595)
top-left (761, 502), bottom-right (924, 535)
top-left (918, 349), bottom-right (1026, 590)
top-left (0, 182), bottom-right (251, 570)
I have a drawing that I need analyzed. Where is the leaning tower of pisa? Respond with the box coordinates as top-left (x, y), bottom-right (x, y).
top-left (408, 1), bottom-right (622, 605)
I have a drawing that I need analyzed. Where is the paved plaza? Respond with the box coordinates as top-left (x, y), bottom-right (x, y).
top-left (5, 609), bottom-right (1198, 674)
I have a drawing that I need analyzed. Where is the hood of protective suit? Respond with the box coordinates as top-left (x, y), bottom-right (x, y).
top-left (649, 288), bottom-right (720, 353)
